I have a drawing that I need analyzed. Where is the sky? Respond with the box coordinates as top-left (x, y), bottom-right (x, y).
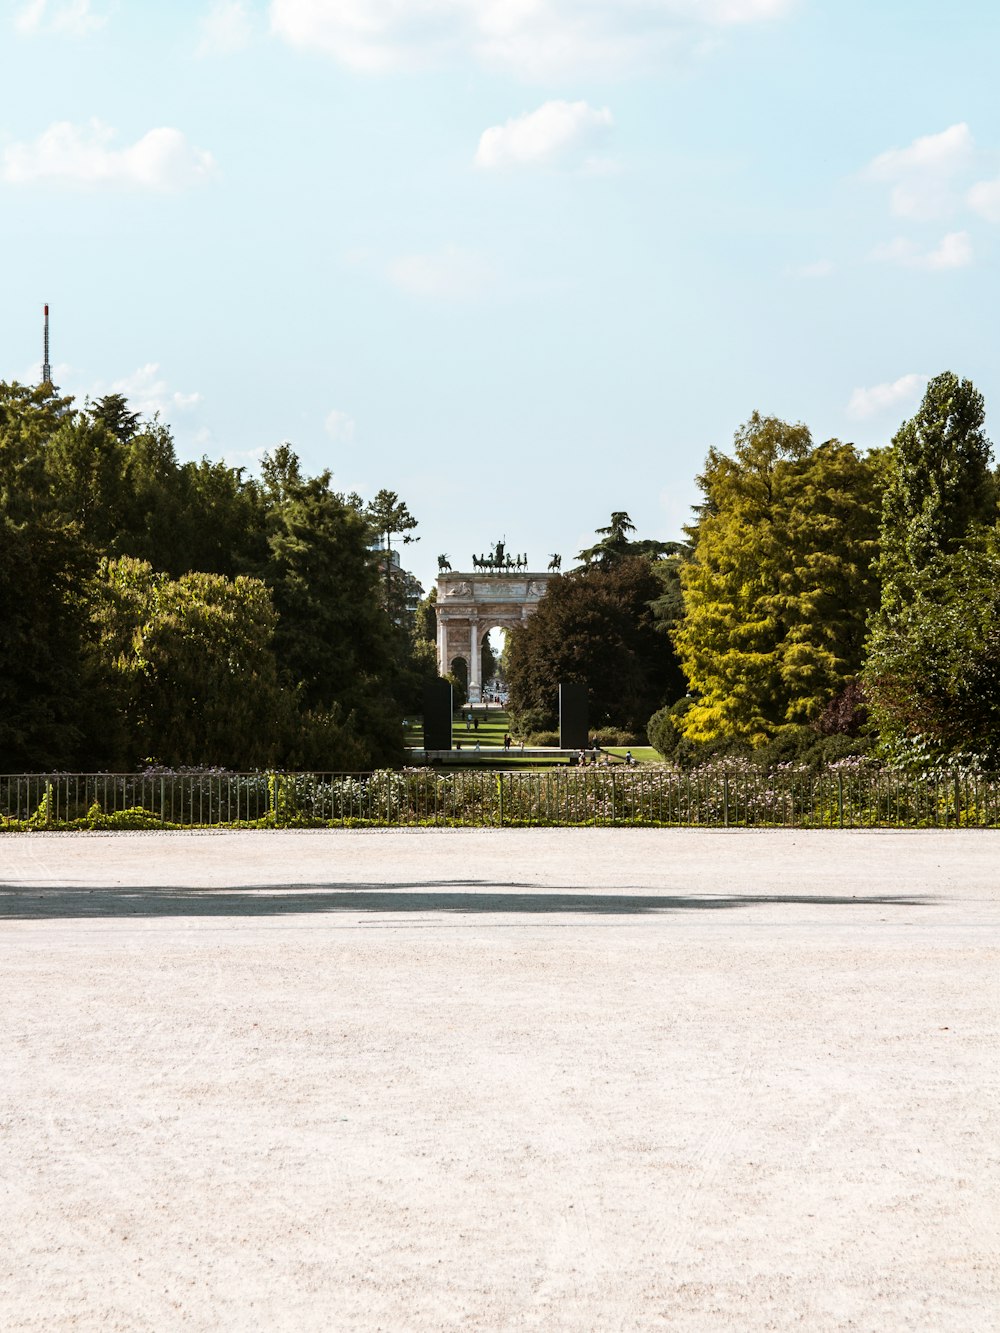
top-left (2, 0), bottom-right (1000, 594)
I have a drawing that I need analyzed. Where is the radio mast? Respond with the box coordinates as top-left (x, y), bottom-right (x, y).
top-left (42, 303), bottom-right (52, 385)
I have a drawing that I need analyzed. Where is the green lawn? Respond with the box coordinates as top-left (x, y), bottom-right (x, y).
top-left (403, 712), bottom-right (661, 768)
top-left (404, 707), bottom-right (513, 751)
top-left (603, 746), bottom-right (661, 765)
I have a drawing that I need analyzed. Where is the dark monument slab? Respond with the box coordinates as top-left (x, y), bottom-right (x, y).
top-left (559, 682), bottom-right (589, 751)
top-left (423, 678), bottom-right (453, 751)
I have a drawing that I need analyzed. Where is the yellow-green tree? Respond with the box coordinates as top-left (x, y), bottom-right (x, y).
top-left (674, 414), bottom-right (881, 745)
top-left (92, 557), bottom-right (291, 769)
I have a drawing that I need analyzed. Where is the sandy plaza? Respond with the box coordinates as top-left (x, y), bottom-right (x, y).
top-left (0, 827), bottom-right (998, 1331)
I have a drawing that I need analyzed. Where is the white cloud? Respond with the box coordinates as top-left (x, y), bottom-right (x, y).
top-left (223, 444), bottom-right (269, 471)
top-left (387, 245), bottom-right (492, 300)
top-left (15, 0), bottom-right (105, 37)
top-left (1, 120), bottom-right (217, 191)
top-left (18, 358), bottom-right (74, 387)
top-left (865, 123), bottom-right (974, 220)
top-left (847, 373), bottom-right (927, 421)
top-left (475, 100), bottom-right (612, 170)
top-left (325, 409), bottom-right (356, 442)
top-left (872, 230), bottom-right (973, 270)
top-left (268, 0), bottom-right (796, 79)
top-left (967, 176), bottom-right (1000, 223)
top-left (197, 0), bottom-right (253, 56)
top-left (98, 365), bottom-right (203, 419)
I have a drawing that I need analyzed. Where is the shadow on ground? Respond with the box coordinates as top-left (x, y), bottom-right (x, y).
top-left (0, 882), bottom-right (936, 921)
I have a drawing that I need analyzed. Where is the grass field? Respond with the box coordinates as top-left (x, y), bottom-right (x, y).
top-left (404, 712), bottom-right (659, 767)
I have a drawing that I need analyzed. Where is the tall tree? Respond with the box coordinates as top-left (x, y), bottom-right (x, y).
top-left (576, 511), bottom-right (677, 568)
top-left (0, 380), bottom-right (74, 520)
top-left (675, 415), bottom-right (881, 744)
top-left (879, 371), bottom-right (994, 596)
top-left (259, 450), bottom-right (404, 766)
top-left (43, 415), bottom-right (130, 555)
top-left (365, 488), bottom-right (419, 615)
top-left (864, 534), bottom-right (1000, 766)
top-left (866, 373), bottom-right (998, 761)
top-left (91, 557), bottom-right (290, 769)
top-left (89, 392), bottom-right (141, 444)
top-left (505, 557), bottom-right (686, 734)
top-left (0, 516), bottom-right (94, 770)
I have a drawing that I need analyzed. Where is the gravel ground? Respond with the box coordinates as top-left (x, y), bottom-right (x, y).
top-left (1, 828), bottom-right (998, 1332)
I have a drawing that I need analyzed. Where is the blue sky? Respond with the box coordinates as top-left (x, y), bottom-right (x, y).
top-left (2, 0), bottom-right (999, 592)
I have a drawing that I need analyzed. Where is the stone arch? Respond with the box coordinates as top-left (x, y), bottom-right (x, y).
top-left (436, 567), bottom-right (552, 704)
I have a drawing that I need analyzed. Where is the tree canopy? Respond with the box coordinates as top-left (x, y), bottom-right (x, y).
top-left (674, 414), bottom-right (881, 744)
top-left (505, 555), bottom-right (686, 735)
top-left (0, 384), bottom-right (419, 771)
top-left (879, 371), bottom-right (994, 595)
top-left (864, 534), bottom-right (1000, 767)
top-left (576, 511), bottom-right (679, 568)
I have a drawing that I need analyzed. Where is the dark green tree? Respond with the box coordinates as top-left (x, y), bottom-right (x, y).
top-left (879, 372), bottom-right (995, 595)
top-left (864, 534), bottom-right (1000, 766)
top-left (42, 415), bottom-right (130, 555)
top-left (259, 450), bottom-right (403, 766)
top-left (0, 516), bottom-right (95, 770)
top-left (576, 512), bottom-right (677, 568)
top-left (89, 392), bottom-right (141, 444)
top-left (505, 557), bottom-right (686, 734)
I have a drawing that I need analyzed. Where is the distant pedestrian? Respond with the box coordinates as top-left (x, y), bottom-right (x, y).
top-left (503, 733), bottom-right (511, 751)
top-left (625, 750), bottom-right (634, 766)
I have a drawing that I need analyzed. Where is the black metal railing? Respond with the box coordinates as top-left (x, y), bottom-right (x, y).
top-left (2, 763), bottom-right (999, 829)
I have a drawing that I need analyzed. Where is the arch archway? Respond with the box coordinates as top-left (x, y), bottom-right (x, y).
top-left (436, 567), bottom-right (552, 703)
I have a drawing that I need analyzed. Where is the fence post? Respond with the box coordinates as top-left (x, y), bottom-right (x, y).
top-left (838, 772), bottom-right (844, 829)
top-left (723, 773), bottom-right (730, 828)
top-left (954, 771), bottom-right (962, 827)
top-left (497, 773), bottom-right (504, 828)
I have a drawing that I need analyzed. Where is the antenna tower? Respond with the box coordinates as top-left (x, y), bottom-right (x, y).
top-left (42, 303), bottom-right (52, 385)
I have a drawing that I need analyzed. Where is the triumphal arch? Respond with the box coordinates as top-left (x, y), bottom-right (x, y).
top-left (435, 542), bottom-right (559, 704)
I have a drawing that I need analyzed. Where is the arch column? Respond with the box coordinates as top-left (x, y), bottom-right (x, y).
top-left (468, 619), bottom-right (481, 704)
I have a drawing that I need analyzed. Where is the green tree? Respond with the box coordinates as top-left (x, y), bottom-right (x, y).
top-left (89, 392), bottom-right (141, 444)
top-left (175, 457), bottom-right (267, 578)
top-left (0, 380), bottom-right (74, 520)
top-left (42, 414), bottom-right (130, 555)
top-left (865, 373), bottom-right (999, 761)
top-left (505, 557), bottom-right (686, 734)
top-left (675, 414), bottom-right (881, 744)
top-left (0, 516), bottom-right (95, 770)
top-left (259, 450), bottom-right (403, 766)
top-left (879, 372), bottom-right (994, 595)
top-left (576, 511), bottom-right (677, 568)
top-left (364, 489), bottom-right (421, 651)
top-left (92, 557), bottom-right (290, 768)
top-left (864, 534), bottom-right (1000, 766)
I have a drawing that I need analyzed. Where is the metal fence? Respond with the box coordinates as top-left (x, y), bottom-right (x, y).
top-left (2, 765), bottom-right (1000, 829)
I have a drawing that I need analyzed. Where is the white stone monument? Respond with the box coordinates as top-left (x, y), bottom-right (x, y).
top-left (435, 565), bottom-right (553, 704)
